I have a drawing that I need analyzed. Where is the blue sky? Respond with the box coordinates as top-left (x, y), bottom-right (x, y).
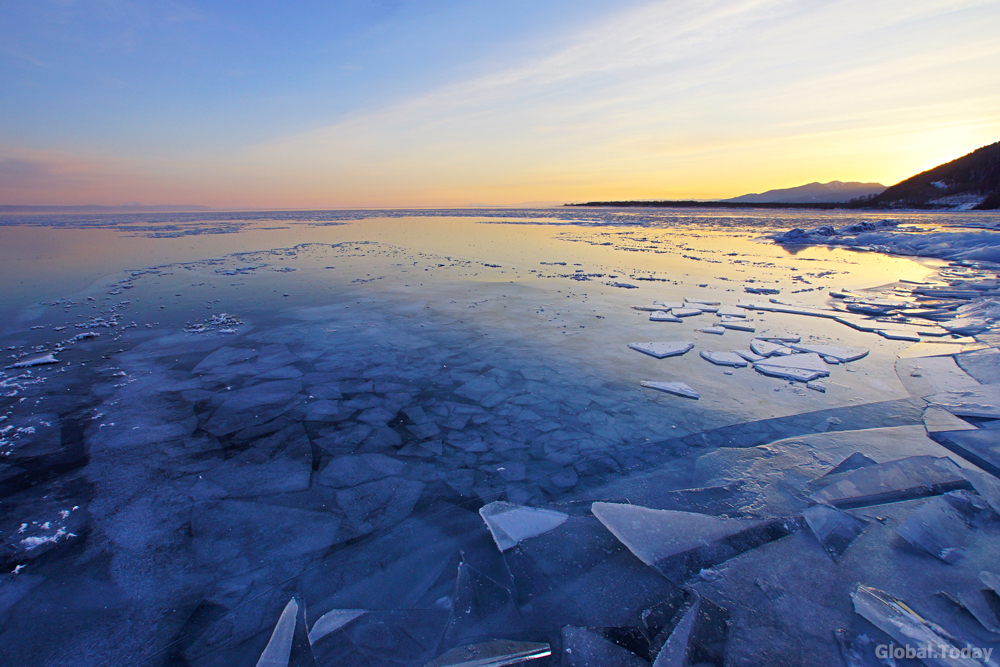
top-left (2, 0), bottom-right (999, 207)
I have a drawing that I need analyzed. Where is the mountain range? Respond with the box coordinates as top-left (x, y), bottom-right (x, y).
top-left (722, 181), bottom-right (885, 204)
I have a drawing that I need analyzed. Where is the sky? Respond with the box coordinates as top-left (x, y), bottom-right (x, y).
top-left (2, 0), bottom-right (999, 208)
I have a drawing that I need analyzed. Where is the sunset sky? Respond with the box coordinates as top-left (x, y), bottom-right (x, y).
top-left (3, 0), bottom-right (999, 208)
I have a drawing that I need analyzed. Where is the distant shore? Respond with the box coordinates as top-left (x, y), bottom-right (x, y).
top-left (563, 200), bottom-right (967, 211)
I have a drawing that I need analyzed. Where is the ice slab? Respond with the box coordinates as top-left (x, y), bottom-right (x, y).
top-left (752, 365), bottom-right (824, 383)
top-left (628, 342), bottom-right (695, 359)
top-left (755, 331), bottom-right (800, 343)
top-left (732, 350), bottom-right (766, 363)
top-left (721, 321), bottom-right (755, 332)
top-left (787, 343), bottom-right (868, 362)
top-left (953, 590), bottom-right (1000, 634)
top-left (956, 347), bottom-right (1000, 385)
top-left (685, 298), bottom-right (721, 306)
top-left (878, 329), bottom-right (921, 342)
top-left (961, 468), bottom-right (1000, 516)
top-left (852, 584), bottom-right (997, 666)
top-left (750, 339), bottom-right (790, 357)
top-left (926, 387), bottom-right (1000, 419)
top-left (591, 502), bottom-right (797, 582)
top-left (256, 597), bottom-right (318, 667)
top-left (806, 381), bottom-right (827, 392)
top-left (924, 407), bottom-right (977, 434)
top-left (653, 301), bottom-right (685, 309)
top-left (810, 455), bottom-right (969, 508)
top-left (479, 501), bottom-right (568, 552)
top-left (716, 306), bottom-right (745, 318)
top-left (751, 352), bottom-right (829, 373)
top-left (560, 627), bottom-right (649, 667)
top-left (696, 326), bottom-right (725, 335)
top-left (983, 571), bottom-right (1000, 594)
top-left (896, 492), bottom-right (977, 563)
top-left (423, 640), bottom-right (551, 667)
top-left (802, 504), bottom-right (869, 561)
top-left (651, 595), bottom-right (699, 667)
top-left (649, 311), bottom-right (682, 323)
top-left (931, 429), bottom-right (1000, 478)
top-left (642, 588), bottom-right (728, 666)
top-left (671, 308), bottom-right (703, 317)
top-left (699, 351), bottom-right (747, 367)
top-left (825, 452), bottom-right (879, 476)
top-left (307, 609), bottom-right (367, 645)
top-left (640, 381), bottom-right (699, 400)
top-left (7, 353), bottom-right (59, 369)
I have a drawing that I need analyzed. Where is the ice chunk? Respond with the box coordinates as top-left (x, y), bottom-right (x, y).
top-left (806, 381), bottom-right (827, 393)
top-left (732, 349), bottom-right (766, 362)
top-left (653, 301), bottom-right (685, 309)
top-left (651, 595), bottom-right (699, 667)
top-left (931, 429), bottom-right (1000, 477)
top-left (877, 329), bottom-right (921, 342)
top-left (751, 352), bottom-right (829, 373)
top-left (787, 343), bottom-right (868, 362)
top-left (7, 353), bottom-right (58, 369)
top-left (479, 501), bottom-right (568, 552)
top-left (802, 504), bottom-right (869, 560)
top-left (924, 407), bottom-right (977, 434)
top-left (982, 571), bottom-right (1000, 594)
top-left (720, 321), bottom-right (755, 333)
top-left (423, 640), bottom-right (551, 667)
top-left (716, 306), bottom-right (745, 318)
top-left (851, 584), bottom-right (996, 666)
top-left (897, 491), bottom-right (983, 563)
top-left (685, 298), bottom-right (721, 306)
top-left (640, 381), bottom-right (699, 399)
top-left (699, 351), bottom-right (747, 367)
top-left (925, 387), bottom-right (1000, 419)
top-left (750, 339), bottom-right (789, 357)
top-left (642, 588), bottom-right (728, 666)
top-left (671, 308), bottom-right (703, 317)
top-left (752, 365), bottom-right (824, 383)
top-left (810, 455), bottom-right (969, 508)
top-left (943, 590), bottom-right (1000, 634)
top-left (956, 347), bottom-right (1000, 385)
top-left (755, 330), bottom-right (800, 343)
top-left (628, 342), bottom-right (695, 359)
top-left (307, 609), bottom-right (367, 645)
top-left (961, 468), bottom-right (1000, 516)
top-left (256, 597), bottom-right (318, 667)
top-left (560, 627), bottom-right (649, 667)
top-left (696, 326), bottom-right (725, 335)
top-left (650, 311), bottom-right (682, 323)
top-left (825, 452), bottom-right (878, 477)
top-left (591, 502), bottom-right (798, 582)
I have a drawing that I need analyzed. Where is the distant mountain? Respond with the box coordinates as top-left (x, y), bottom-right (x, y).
top-left (722, 181), bottom-right (885, 204)
top-left (0, 204), bottom-right (210, 213)
top-left (866, 141), bottom-right (1000, 210)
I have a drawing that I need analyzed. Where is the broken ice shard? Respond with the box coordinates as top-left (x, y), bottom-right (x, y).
top-left (560, 626), bottom-right (649, 667)
top-left (650, 311), bottom-right (682, 323)
top-left (851, 584), bottom-right (997, 666)
top-left (930, 429), bottom-right (1000, 478)
top-left (653, 301), bottom-right (686, 309)
top-left (479, 501), bottom-right (568, 552)
top-left (943, 589), bottom-right (1000, 634)
top-left (753, 352), bottom-right (829, 373)
top-left (752, 364), bottom-right (825, 383)
top-left (643, 588), bottom-right (728, 666)
top-left (810, 455), bottom-right (970, 508)
top-left (716, 306), bottom-right (745, 318)
top-left (696, 326), bottom-right (725, 335)
top-left (755, 330), bottom-right (800, 343)
top-left (590, 502), bottom-right (799, 583)
top-left (824, 452), bottom-right (878, 477)
top-left (956, 347), bottom-right (1000, 386)
top-left (960, 468), bottom-right (1000, 516)
top-left (923, 406), bottom-right (977, 434)
top-left (924, 387), bottom-right (1000, 419)
top-left (699, 351), bottom-right (747, 367)
top-left (310, 610), bottom-right (449, 665)
top-left (256, 597), bottom-right (319, 667)
top-left (640, 381), bottom-right (699, 400)
top-left (422, 640), bottom-right (551, 667)
top-left (732, 349), bottom-right (766, 363)
top-left (307, 609), bottom-right (367, 645)
top-left (750, 339), bottom-right (789, 357)
top-left (802, 504), bottom-right (869, 561)
top-left (787, 343), bottom-right (869, 362)
top-left (651, 595), bottom-right (700, 667)
top-left (833, 628), bottom-right (893, 667)
top-left (6, 353), bottom-right (59, 369)
top-left (896, 492), bottom-right (980, 563)
top-left (719, 321), bottom-right (755, 333)
top-left (628, 342), bottom-right (695, 359)
top-left (671, 308), bottom-right (703, 317)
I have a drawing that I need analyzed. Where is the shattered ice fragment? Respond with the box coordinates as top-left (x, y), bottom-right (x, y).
top-left (256, 597), bottom-right (318, 667)
top-left (749, 339), bottom-right (789, 357)
top-left (628, 342), bottom-right (695, 359)
top-left (824, 453), bottom-right (878, 477)
top-left (685, 298), bottom-right (721, 306)
top-left (720, 321), bottom-right (755, 333)
top-left (982, 571), bottom-right (1000, 594)
top-left (755, 331), bottom-right (800, 343)
top-left (640, 381), bottom-right (699, 400)
top-left (308, 609), bottom-right (367, 645)
top-left (479, 501), bottom-right (568, 552)
top-left (787, 343), bottom-right (868, 362)
top-left (699, 351), bottom-right (747, 367)
top-left (422, 640), bottom-right (551, 667)
top-left (650, 311), bottom-right (682, 323)
top-left (560, 627), bottom-right (648, 667)
top-left (753, 352), bottom-right (830, 373)
top-left (696, 326), bottom-right (725, 335)
top-left (925, 387), bottom-right (1000, 419)
top-left (942, 590), bottom-right (1000, 634)
top-left (671, 308), bottom-right (703, 317)
top-left (896, 491), bottom-right (982, 563)
top-left (851, 584), bottom-right (997, 666)
top-left (653, 301), bottom-right (686, 309)
top-left (877, 329), bottom-right (921, 342)
top-left (7, 353), bottom-right (59, 369)
top-left (716, 306), bottom-right (745, 318)
top-left (810, 456), bottom-right (969, 508)
top-left (806, 381), bottom-right (827, 393)
top-left (752, 365), bottom-right (824, 383)
top-left (651, 594), bottom-right (700, 667)
top-left (923, 407), bottom-right (977, 434)
top-left (591, 502), bottom-right (798, 582)
top-left (961, 468), bottom-right (1000, 517)
top-left (802, 504), bottom-right (868, 560)
top-left (732, 349), bottom-right (766, 362)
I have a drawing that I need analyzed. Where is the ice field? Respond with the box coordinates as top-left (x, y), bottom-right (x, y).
top-left (1, 208), bottom-right (1000, 666)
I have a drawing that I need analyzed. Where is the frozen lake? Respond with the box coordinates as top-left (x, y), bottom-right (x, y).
top-left (2, 208), bottom-right (1000, 666)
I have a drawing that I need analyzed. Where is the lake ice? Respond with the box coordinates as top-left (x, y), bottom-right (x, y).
top-left (1, 208), bottom-right (1000, 666)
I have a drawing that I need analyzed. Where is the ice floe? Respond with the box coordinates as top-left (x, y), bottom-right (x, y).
top-left (699, 351), bottom-right (747, 367)
top-left (628, 341), bottom-right (695, 359)
top-left (639, 381), bottom-right (700, 399)
top-left (479, 501), bottom-right (568, 552)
